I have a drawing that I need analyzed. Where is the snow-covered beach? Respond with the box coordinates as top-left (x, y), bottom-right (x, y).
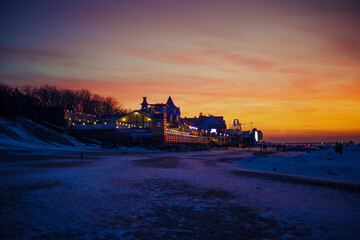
top-left (1, 144), bottom-right (360, 239)
top-left (1, 117), bottom-right (360, 239)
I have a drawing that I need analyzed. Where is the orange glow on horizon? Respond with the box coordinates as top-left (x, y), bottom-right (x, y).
top-left (1, 1), bottom-right (360, 142)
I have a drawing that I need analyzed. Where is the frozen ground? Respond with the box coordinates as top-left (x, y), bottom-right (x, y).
top-left (1, 148), bottom-right (360, 239)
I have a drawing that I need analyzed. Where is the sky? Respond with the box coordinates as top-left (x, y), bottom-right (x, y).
top-left (1, 0), bottom-right (360, 142)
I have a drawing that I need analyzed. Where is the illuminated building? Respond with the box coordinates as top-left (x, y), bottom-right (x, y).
top-left (116, 110), bottom-right (152, 128)
top-left (64, 110), bottom-right (96, 128)
top-left (241, 128), bottom-right (263, 146)
top-left (183, 113), bottom-right (226, 133)
top-left (140, 96), bottom-right (181, 127)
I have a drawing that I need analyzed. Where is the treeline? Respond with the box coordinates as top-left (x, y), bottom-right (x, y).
top-left (0, 82), bottom-right (129, 117)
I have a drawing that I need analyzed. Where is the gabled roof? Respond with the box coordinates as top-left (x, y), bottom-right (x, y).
top-left (166, 96), bottom-right (177, 108)
top-left (115, 110), bottom-right (151, 120)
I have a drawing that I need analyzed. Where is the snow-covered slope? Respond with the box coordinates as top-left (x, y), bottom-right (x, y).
top-left (0, 117), bottom-right (101, 151)
top-left (0, 117), bottom-right (161, 153)
top-left (231, 146), bottom-right (360, 182)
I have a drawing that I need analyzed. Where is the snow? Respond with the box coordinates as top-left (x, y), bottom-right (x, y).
top-left (0, 117), bottom-right (158, 153)
top-left (231, 146), bottom-right (360, 183)
top-left (1, 148), bottom-right (360, 239)
top-left (0, 117), bottom-right (95, 150)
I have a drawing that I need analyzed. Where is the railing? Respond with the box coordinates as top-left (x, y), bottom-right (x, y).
top-left (166, 129), bottom-right (210, 144)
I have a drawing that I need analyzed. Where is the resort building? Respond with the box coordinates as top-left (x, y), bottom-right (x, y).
top-left (140, 96), bottom-right (181, 127)
top-left (116, 110), bottom-right (152, 129)
top-left (183, 113), bottom-right (226, 134)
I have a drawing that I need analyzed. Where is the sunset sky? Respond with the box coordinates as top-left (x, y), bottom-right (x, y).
top-left (1, 0), bottom-right (360, 142)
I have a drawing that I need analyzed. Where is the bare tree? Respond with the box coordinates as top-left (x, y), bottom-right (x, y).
top-left (0, 83), bottom-right (128, 117)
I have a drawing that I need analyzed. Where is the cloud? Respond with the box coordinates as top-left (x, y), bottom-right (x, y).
top-left (125, 49), bottom-right (209, 66)
top-left (125, 46), bottom-right (274, 70)
top-left (0, 46), bottom-right (70, 62)
top-left (1, 0), bottom-right (360, 142)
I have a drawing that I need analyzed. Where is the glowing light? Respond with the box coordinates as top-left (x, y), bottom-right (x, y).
top-left (255, 131), bottom-right (259, 142)
top-left (210, 129), bottom-right (217, 133)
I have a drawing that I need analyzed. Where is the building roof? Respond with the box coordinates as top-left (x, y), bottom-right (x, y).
top-left (166, 96), bottom-right (177, 108)
top-left (185, 114), bottom-right (224, 125)
top-left (115, 110), bottom-right (151, 120)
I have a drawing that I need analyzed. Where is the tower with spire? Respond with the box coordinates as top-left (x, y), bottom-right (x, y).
top-left (141, 97), bottom-right (149, 112)
top-left (166, 96), bottom-right (181, 126)
top-left (139, 96), bottom-right (181, 127)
